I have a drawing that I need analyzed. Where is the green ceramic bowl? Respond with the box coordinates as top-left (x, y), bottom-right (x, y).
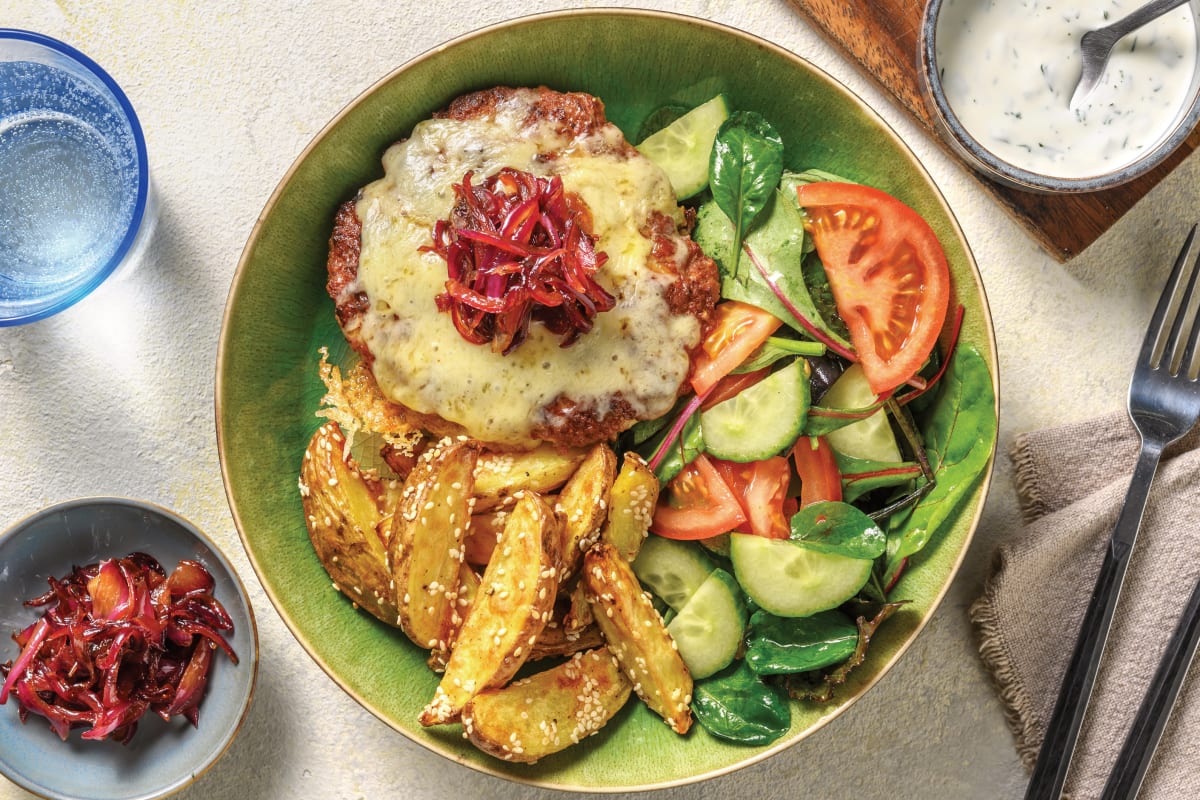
top-left (217, 8), bottom-right (998, 791)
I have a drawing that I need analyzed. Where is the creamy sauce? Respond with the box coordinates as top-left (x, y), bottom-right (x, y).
top-left (350, 89), bottom-right (700, 446)
top-left (936, 0), bottom-right (1198, 178)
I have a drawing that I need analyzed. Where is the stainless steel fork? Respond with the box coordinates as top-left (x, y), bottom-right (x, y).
top-left (1024, 225), bottom-right (1200, 800)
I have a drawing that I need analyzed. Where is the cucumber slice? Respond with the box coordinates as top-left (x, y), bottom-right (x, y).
top-left (632, 536), bottom-right (715, 611)
top-left (667, 568), bottom-right (747, 679)
top-left (636, 94), bottom-right (730, 200)
top-left (822, 363), bottom-right (902, 463)
top-left (729, 533), bottom-right (872, 618)
top-left (701, 359), bottom-right (809, 462)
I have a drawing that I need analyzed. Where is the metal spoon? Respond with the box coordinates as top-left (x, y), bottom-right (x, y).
top-left (1070, 0), bottom-right (1191, 109)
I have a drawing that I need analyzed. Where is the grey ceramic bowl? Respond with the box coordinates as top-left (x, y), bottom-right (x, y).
top-left (919, 0), bottom-right (1200, 193)
top-left (0, 498), bottom-right (258, 800)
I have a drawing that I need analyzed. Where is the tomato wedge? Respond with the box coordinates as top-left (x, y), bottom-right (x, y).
top-left (651, 453), bottom-right (746, 540)
top-left (699, 368), bottom-right (769, 412)
top-left (792, 435), bottom-right (843, 506)
top-left (690, 301), bottom-right (782, 396)
top-left (796, 182), bottom-right (950, 394)
top-left (711, 457), bottom-right (791, 539)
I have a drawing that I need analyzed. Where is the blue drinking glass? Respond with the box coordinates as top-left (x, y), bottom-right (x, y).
top-left (0, 29), bottom-right (150, 325)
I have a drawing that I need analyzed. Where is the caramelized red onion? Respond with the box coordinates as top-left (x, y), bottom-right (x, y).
top-left (0, 553), bottom-right (237, 744)
top-left (427, 168), bottom-right (615, 354)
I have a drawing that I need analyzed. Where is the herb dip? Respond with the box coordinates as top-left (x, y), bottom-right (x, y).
top-left (935, 0), bottom-right (1198, 178)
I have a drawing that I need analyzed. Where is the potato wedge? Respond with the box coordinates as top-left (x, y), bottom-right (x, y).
top-left (462, 647), bottom-right (631, 763)
top-left (601, 452), bottom-right (659, 561)
top-left (420, 492), bottom-right (561, 726)
top-left (528, 621), bottom-right (606, 661)
top-left (583, 543), bottom-right (693, 734)
top-left (432, 562), bottom-right (483, 671)
top-left (555, 444), bottom-right (617, 579)
top-left (561, 576), bottom-right (594, 634)
top-left (462, 508), bottom-right (507, 567)
top-left (473, 445), bottom-right (585, 512)
top-left (300, 421), bottom-right (397, 625)
top-left (388, 438), bottom-right (480, 661)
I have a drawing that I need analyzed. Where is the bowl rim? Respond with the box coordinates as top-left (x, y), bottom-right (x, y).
top-left (216, 6), bottom-right (999, 791)
top-left (0, 495), bottom-right (260, 800)
top-left (0, 29), bottom-right (151, 326)
top-left (918, 0), bottom-right (1200, 194)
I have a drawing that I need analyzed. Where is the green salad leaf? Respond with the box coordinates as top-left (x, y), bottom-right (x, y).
top-left (882, 344), bottom-right (996, 587)
top-left (638, 409), bottom-right (703, 484)
top-left (833, 452), bottom-right (923, 504)
top-left (694, 192), bottom-right (850, 351)
top-left (745, 609), bottom-right (858, 675)
top-left (733, 335), bottom-right (825, 374)
top-left (709, 111), bottom-right (784, 279)
top-left (785, 600), bottom-right (907, 703)
top-left (790, 500), bottom-right (886, 560)
top-left (692, 659), bottom-right (791, 745)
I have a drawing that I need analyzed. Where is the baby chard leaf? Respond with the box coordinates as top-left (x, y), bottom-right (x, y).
top-left (833, 451), bottom-right (923, 504)
top-left (882, 344), bottom-right (996, 588)
top-left (710, 111), bottom-right (784, 280)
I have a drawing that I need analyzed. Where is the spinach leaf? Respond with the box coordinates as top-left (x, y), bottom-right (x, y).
top-left (785, 600), bottom-right (906, 703)
top-left (692, 659), bottom-right (791, 745)
top-left (709, 111), bottom-right (784, 280)
top-left (790, 500), bottom-right (886, 560)
top-left (882, 344), bottom-right (996, 587)
top-left (745, 609), bottom-right (858, 675)
top-left (833, 451), bottom-right (922, 504)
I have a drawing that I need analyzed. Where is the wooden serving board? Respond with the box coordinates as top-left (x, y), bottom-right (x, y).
top-left (789, 0), bottom-right (1200, 261)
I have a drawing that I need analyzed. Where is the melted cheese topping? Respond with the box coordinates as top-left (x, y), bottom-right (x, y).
top-left (351, 90), bottom-right (701, 446)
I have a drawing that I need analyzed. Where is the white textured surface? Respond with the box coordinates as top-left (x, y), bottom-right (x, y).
top-left (1, 2), bottom-right (1197, 798)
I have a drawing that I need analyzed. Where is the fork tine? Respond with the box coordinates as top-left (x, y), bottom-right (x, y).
top-left (1144, 224), bottom-right (1199, 371)
top-left (1164, 229), bottom-right (1200, 375)
top-left (1181, 281), bottom-right (1200, 380)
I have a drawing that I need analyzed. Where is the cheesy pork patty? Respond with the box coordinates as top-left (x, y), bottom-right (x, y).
top-left (326, 87), bottom-right (719, 448)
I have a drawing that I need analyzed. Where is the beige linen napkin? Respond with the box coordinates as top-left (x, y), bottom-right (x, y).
top-left (970, 411), bottom-right (1200, 799)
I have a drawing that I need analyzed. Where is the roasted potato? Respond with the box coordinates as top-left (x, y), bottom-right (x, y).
top-left (555, 443), bottom-right (617, 579)
top-left (528, 621), bottom-right (606, 661)
top-left (473, 445), bottom-right (586, 512)
top-left (299, 421), bottom-right (397, 625)
top-left (420, 492), bottom-right (561, 726)
top-left (462, 647), bottom-right (632, 762)
top-left (601, 452), bottom-right (659, 561)
top-left (388, 438), bottom-right (480, 664)
top-left (583, 543), bottom-right (693, 734)
top-left (462, 508), bottom-right (507, 567)
top-left (561, 577), bottom-right (594, 634)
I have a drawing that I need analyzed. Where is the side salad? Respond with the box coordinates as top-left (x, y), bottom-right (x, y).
top-left (624, 95), bottom-right (996, 745)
